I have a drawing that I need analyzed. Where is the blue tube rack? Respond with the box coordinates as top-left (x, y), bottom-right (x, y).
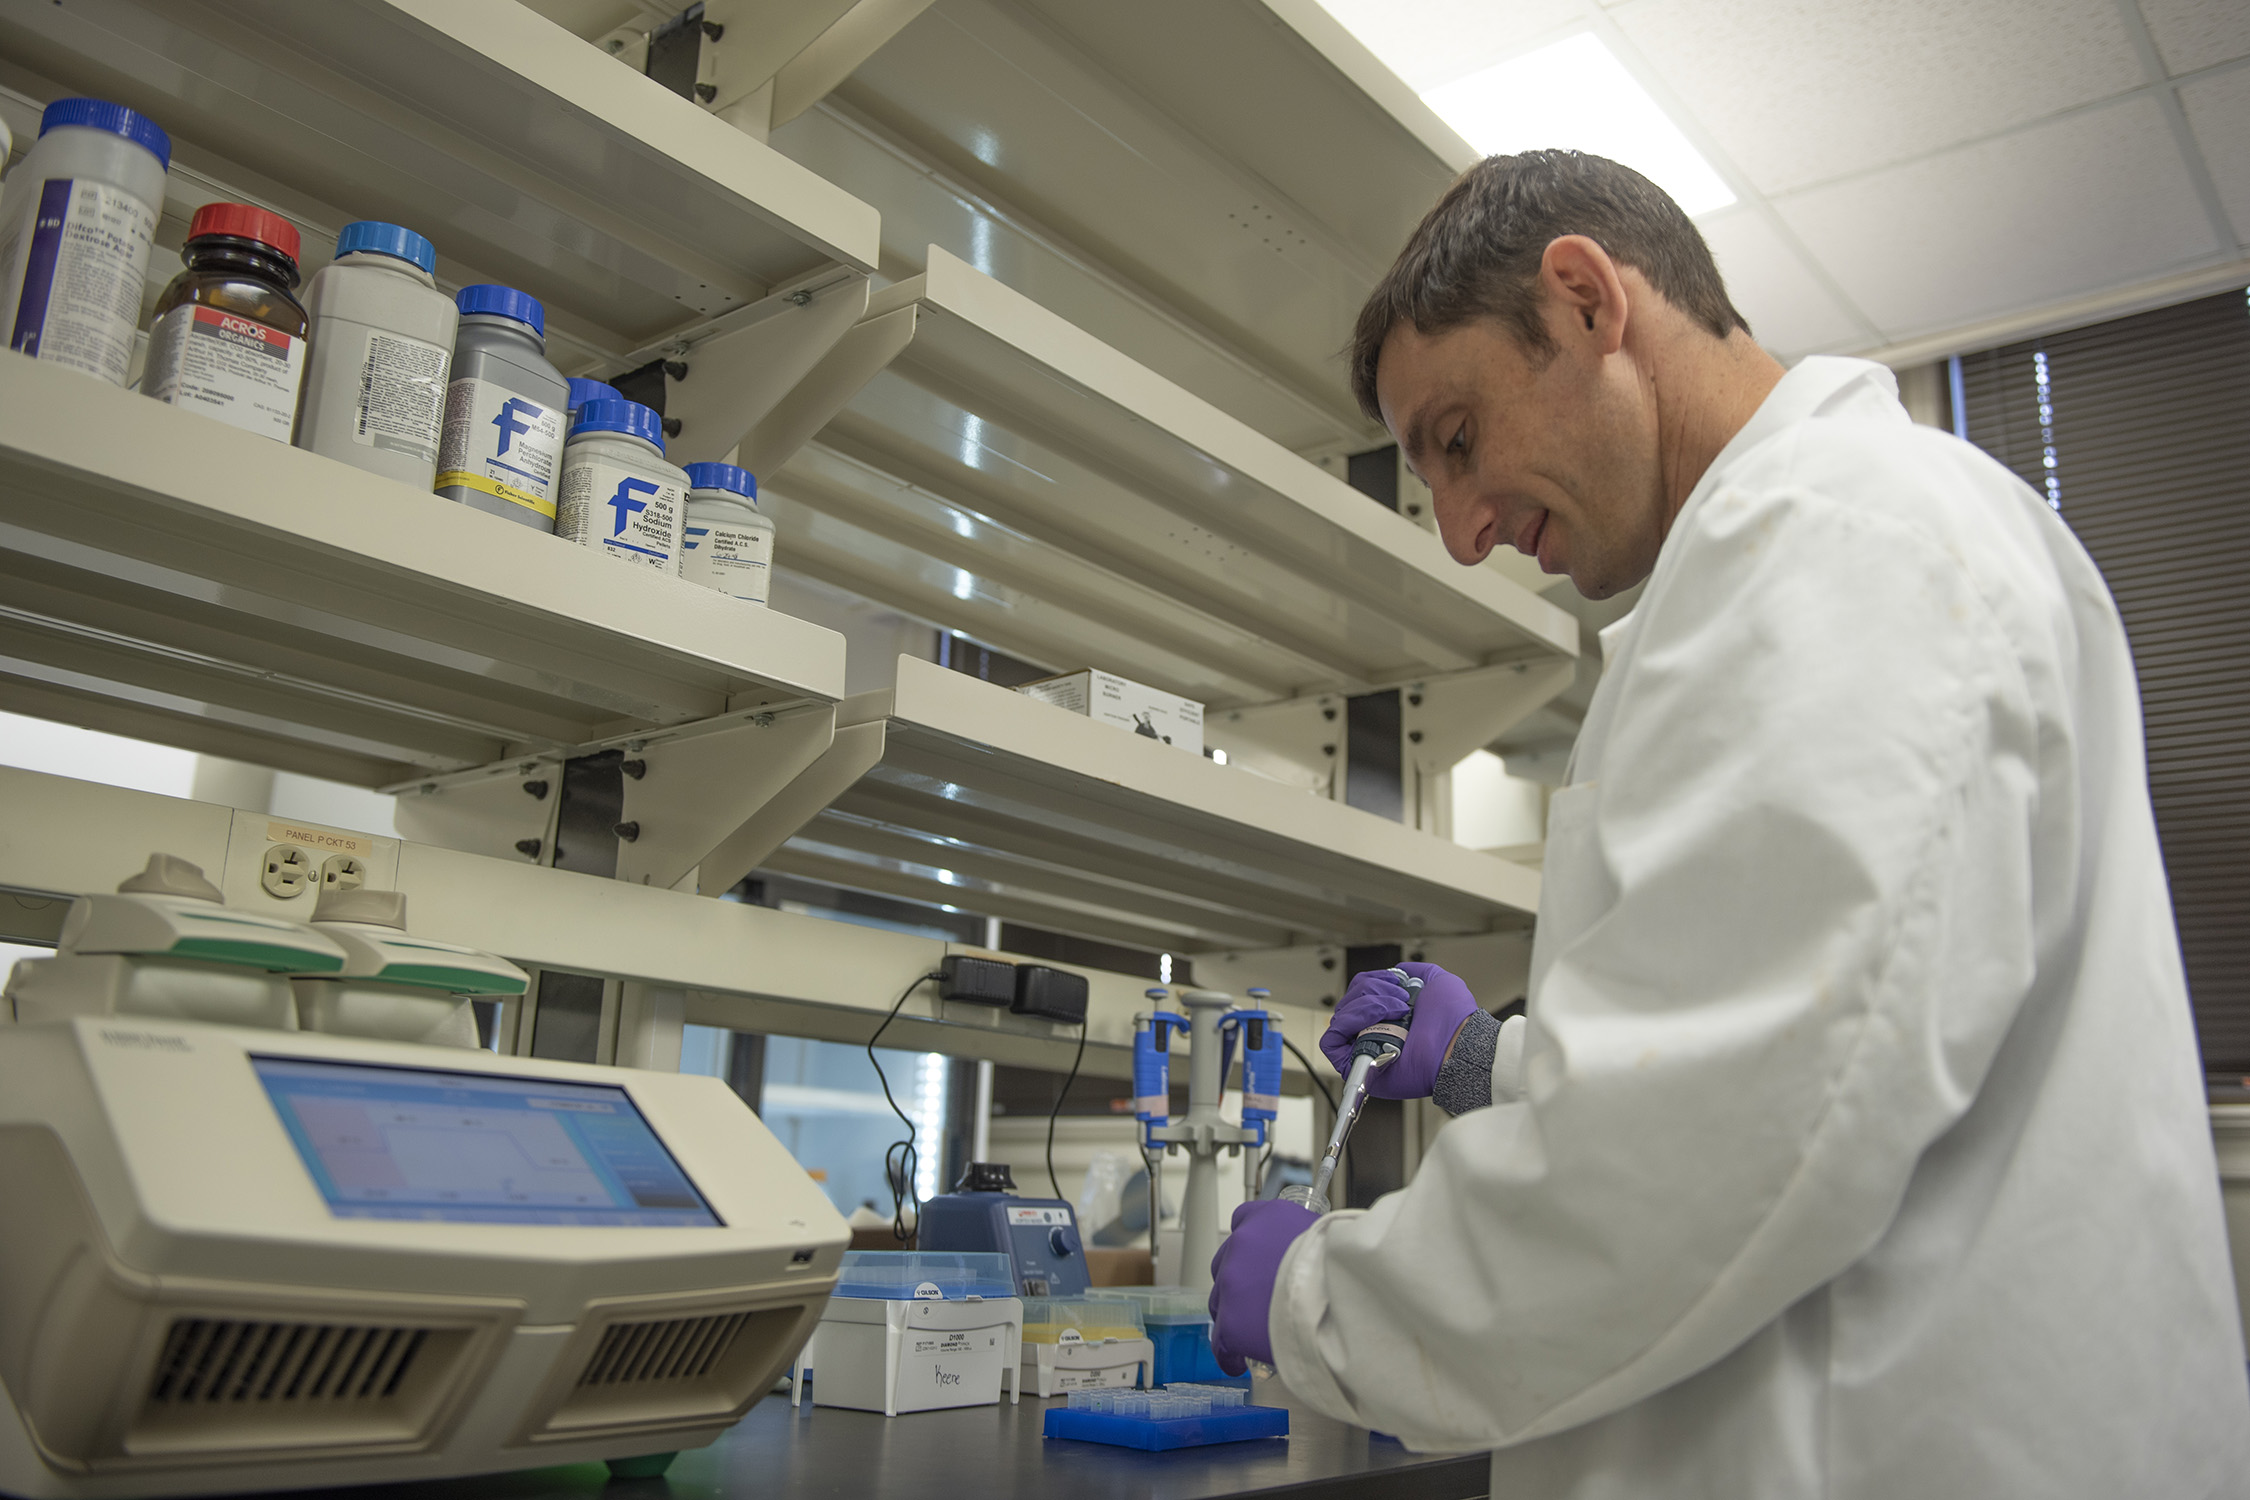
top-left (1043, 1402), bottom-right (1289, 1451)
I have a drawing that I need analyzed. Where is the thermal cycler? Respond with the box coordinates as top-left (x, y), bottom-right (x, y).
top-left (0, 856), bottom-right (847, 1499)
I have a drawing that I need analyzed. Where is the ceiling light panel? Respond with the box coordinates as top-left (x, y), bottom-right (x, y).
top-left (1311, 5), bottom-right (1734, 216)
top-left (1421, 33), bottom-right (1735, 215)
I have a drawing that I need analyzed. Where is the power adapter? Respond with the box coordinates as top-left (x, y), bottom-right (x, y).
top-left (1012, 964), bottom-right (1089, 1024)
top-left (939, 954), bottom-right (1017, 1006)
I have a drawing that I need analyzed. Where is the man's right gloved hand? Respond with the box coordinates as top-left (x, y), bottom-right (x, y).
top-left (1319, 961), bottom-right (1480, 1100)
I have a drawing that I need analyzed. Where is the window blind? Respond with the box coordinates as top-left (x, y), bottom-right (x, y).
top-left (1954, 289), bottom-right (2250, 1078)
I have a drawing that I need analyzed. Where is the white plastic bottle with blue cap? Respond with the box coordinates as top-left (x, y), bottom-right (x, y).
top-left (432, 284), bottom-right (569, 531)
top-left (565, 376), bottom-right (620, 429)
top-left (556, 399), bottom-right (690, 572)
top-left (679, 462), bottom-right (775, 606)
top-left (0, 98), bottom-right (171, 386)
top-left (294, 220), bottom-right (460, 487)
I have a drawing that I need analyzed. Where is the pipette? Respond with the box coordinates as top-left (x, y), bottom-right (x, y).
top-left (1285, 968), bottom-right (1421, 1215)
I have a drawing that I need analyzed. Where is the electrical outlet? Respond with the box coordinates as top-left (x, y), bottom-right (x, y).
top-left (261, 845), bottom-right (314, 899)
top-left (320, 854), bottom-right (366, 896)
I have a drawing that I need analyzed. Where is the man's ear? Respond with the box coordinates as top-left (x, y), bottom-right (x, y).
top-left (1540, 236), bottom-right (1628, 356)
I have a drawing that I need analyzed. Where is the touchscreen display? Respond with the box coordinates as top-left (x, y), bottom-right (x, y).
top-left (253, 1056), bottom-right (721, 1227)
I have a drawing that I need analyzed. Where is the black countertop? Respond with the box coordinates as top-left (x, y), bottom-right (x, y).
top-left (279, 1381), bottom-right (1487, 1500)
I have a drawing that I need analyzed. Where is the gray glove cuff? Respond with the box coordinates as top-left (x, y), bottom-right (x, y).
top-left (1432, 1008), bottom-right (1503, 1116)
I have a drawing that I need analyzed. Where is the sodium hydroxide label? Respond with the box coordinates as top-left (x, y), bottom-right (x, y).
top-left (557, 457), bottom-right (685, 571)
top-left (5, 178), bottom-right (156, 384)
top-left (435, 377), bottom-right (563, 517)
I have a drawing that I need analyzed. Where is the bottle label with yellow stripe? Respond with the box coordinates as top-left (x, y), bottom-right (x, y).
top-left (434, 376), bottom-right (561, 518)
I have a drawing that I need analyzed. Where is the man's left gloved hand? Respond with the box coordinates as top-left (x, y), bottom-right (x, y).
top-left (1207, 1197), bottom-right (1319, 1376)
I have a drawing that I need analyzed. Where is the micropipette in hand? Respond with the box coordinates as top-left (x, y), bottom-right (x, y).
top-left (1284, 967), bottom-right (1421, 1215)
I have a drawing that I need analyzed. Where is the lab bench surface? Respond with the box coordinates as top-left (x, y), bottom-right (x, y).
top-left (268, 1382), bottom-right (1488, 1500)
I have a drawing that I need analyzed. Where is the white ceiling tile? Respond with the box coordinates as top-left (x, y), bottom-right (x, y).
top-left (1312, 0), bottom-right (1594, 92)
top-left (2181, 68), bottom-right (2250, 243)
top-left (1776, 96), bottom-right (2217, 337)
top-left (2138, 0), bottom-right (2250, 75)
top-left (1694, 206), bottom-right (1868, 357)
top-left (1614, 0), bottom-right (2148, 194)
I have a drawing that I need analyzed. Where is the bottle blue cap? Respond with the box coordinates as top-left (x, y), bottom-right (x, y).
top-left (567, 377), bottom-right (621, 411)
top-left (39, 98), bottom-right (172, 172)
top-left (334, 221), bottom-right (436, 275)
top-left (455, 284), bottom-right (545, 338)
top-left (570, 398), bottom-right (663, 450)
top-left (683, 462), bottom-right (757, 500)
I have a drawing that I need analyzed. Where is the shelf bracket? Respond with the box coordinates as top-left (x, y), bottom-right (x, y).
top-left (739, 295), bottom-right (921, 479)
top-left (658, 272), bottom-right (873, 469)
top-left (693, 714), bottom-right (890, 896)
top-left (701, 0), bottom-right (939, 131)
top-left (615, 703), bottom-right (842, 891)
top-left (1205, 655), bottom-right (1577, 832)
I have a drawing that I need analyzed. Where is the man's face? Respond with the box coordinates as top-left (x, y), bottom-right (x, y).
top-left (1376, 309), bottom-right (1665, 600)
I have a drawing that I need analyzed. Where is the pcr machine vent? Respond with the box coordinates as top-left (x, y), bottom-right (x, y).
top-left (147, 1319), bottom-right (433, 1406)
top-left (578, 1312), bottom-right (749, 1386)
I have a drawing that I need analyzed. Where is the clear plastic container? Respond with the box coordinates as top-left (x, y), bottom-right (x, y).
top-left (1089, 1286), bottom-right (1212, 1325)
top-left (1021, 1296), bottom-right (1146, 1344)
top-left (831, 1249), bottom-right (1015, 1300)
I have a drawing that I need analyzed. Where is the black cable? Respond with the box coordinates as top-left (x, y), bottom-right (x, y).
top-left (1283, 1033), bottom-right (1340, 1115)
top-left (1045, 1016), bottom-right (1089, 1203)
top-left (868, 971), bottom-right (946, 1243)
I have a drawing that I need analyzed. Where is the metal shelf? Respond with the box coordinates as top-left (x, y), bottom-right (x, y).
top-left (0, 354), bottom-right (846, 787)
top-left (754, 658), bottom-right (1540, 954)
top-left (0, 0), bottom-right (880, 363)
top-left (766, 249), bottom-right (1578, 711)
top-left (757, 0), bottom-right (1469, 457)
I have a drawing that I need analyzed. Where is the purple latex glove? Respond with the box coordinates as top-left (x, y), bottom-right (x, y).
top-left (1319, 961), bottom-right (1480, 1100)
top-left (1208, 1197), bottom-right (1319, 1376)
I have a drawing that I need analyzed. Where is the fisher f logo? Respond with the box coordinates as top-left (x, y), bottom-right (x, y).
top-left (608, 478), bottom-right (659, 535)
top-left (491, 397), bottom-right (543, 457)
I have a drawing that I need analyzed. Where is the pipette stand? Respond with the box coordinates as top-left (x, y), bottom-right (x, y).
top-left (1139, 987), bottom-right (1274, 1291)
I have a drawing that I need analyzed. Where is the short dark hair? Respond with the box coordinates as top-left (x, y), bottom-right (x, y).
top-left (1348, 150), bottom-right (1750, 420)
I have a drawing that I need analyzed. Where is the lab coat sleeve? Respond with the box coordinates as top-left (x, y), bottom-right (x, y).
top-left (1267, 467), bottom-right (2045, 1449)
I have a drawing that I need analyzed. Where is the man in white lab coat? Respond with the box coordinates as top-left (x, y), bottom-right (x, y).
top-left (1206, 150), bottom-right (2250, 1495)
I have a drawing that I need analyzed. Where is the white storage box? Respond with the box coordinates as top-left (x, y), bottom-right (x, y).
top-left (1021, 1294), bottom-right (1152, 1396)
top-left (1017, 669), bottom-right (1204, 755)
top-left (1024, 1337), bottom-right (1154, 1397)
top-left (786, 1250), bottom-right (1021, 1416)
top-left (790, 1296), bottom-right (1022, 1416)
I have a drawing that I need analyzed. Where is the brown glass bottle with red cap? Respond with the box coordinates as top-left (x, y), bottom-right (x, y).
top-left (141, 201), bottom-right (310, 443)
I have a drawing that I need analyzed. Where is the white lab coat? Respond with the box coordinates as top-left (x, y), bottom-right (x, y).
top-left (1269, 357), bottom-right (2250, 1496)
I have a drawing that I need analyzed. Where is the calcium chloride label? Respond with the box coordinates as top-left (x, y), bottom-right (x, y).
top-left (434, 378), bottom-right (563, 518)
top-left (557, 458), bottom-right (685, 572)
top-left (680, 515), bottom-right (771, 602)
top-left (143, 306), bottom-right (305, 441)
top-left (6, 179), bottom-right (156, 384)
top-left (353, 330), bottom-right (449, 463)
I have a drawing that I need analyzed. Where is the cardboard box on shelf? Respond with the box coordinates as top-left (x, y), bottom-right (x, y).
top-left (1017, 670), bottom-right (1204, 756)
